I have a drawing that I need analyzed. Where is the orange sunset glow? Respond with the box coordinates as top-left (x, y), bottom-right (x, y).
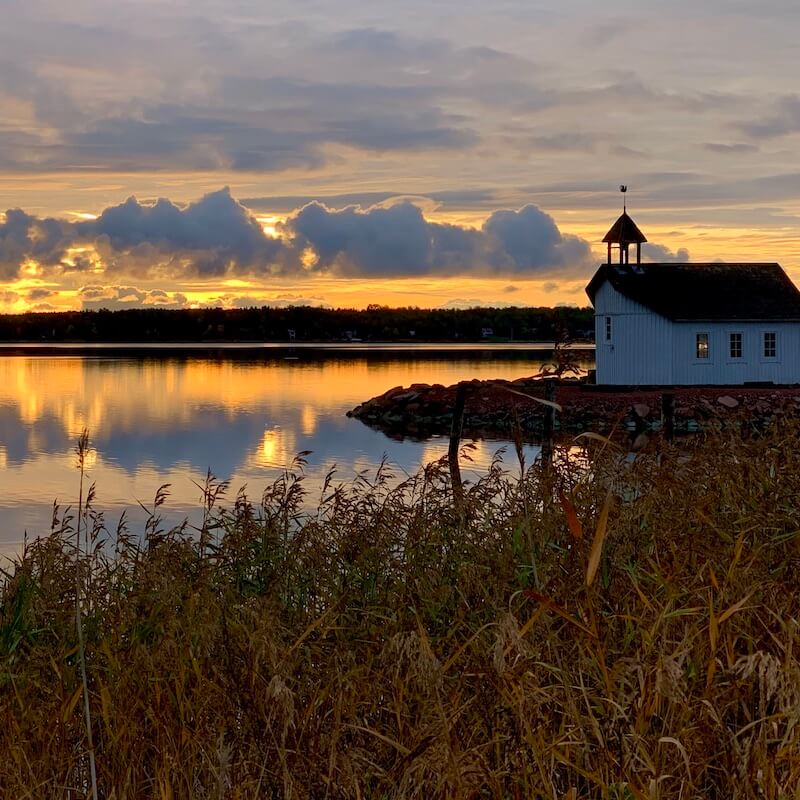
top-left (3, 2), bottom-right (800, 311)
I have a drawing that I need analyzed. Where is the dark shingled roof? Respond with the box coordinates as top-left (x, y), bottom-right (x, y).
top-left (586, 262), bottom-right (800, 321)
top-left (602, 212), bottom-right (648, 244)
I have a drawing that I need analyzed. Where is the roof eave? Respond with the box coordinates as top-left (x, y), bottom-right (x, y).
top-left (673, 317), bottom-right (800, 323)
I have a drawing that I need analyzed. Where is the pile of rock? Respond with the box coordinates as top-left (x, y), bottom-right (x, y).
top-left (347, 379), bottom-right (800, 441)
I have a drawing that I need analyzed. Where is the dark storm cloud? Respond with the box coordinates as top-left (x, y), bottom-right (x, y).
top-left (285, 200), bottom-right (593, 276)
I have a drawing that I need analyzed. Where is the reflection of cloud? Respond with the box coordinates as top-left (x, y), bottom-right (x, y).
top-left (0, 352), bottom-right (595, 542)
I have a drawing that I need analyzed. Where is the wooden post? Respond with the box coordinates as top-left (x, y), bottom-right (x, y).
top-left (541, 378), bottom-right (556, 466)
top-left (449, 382), bottom-right (467, 507)
top-left (661, 392), bottom-right (674, 442)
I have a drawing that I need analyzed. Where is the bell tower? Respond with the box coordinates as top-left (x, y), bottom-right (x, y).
top-left (602, 185), bottom-right (647, 265)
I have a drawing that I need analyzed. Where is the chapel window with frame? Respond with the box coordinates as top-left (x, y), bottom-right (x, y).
top-left (764, 331), bottom-right (777, 359)
top-left (729, 332), bottom-right (742, 359)
top-left (696, 333), bottom-right (710, 359)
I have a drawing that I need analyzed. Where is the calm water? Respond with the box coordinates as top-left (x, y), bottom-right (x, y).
top-left (0, 345), bottom-right (594, 552)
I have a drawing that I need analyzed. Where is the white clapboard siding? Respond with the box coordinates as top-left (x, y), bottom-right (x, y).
top-left (594, 283), bottom-right (800, 385)
top-left (671, 322), bottom-right (800, 384)
top-left (594, 281), bottom-right (674, 384)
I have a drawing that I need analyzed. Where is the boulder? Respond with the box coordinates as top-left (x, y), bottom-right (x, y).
top-left (392, 391), bottom-right (419, 403)
top-left (717, 395), bottom-right (739, 409)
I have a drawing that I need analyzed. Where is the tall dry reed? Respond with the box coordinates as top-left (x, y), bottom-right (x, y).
top-left (0, 427), bottom-right (799, 798)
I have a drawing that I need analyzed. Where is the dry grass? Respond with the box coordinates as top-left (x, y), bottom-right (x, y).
top-left (1, 426), bottom-right (800, 798)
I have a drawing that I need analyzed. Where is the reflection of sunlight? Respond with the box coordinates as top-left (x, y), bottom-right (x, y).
top-left (63, 400), bottom-right (88, 438)
top-left (63, 446), bottom-right (98, 471)
top-left (252, 426), bottom-right (295, 469)
top-left (420, 441), bottom-right (448, 467)
top-left (0, 352), bottom-right (594, 548)
top-left (301, 405), bottom-right (317, 436)
top-left (261, 430), bottom-right (279, 464)
top-left (0, 354), bottom-right (594, 439)
top-left (80, 447), bottom-right (98, 471)
top-left (19, 393), bottom-right (43, 425)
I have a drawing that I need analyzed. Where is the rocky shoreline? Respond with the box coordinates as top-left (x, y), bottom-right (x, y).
top-left (347, 377), bottom-right (800, 441)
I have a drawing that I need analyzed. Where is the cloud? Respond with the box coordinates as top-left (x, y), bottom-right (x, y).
top-left (77, 188), bottom-right (290, 277)
top-left (285, 201), bottom-right (481, 276)
top-left (242, 189), bottom-right (497, 214)
top-left (285, 200), bottom-right (593, 277)
top-left (0, 189), bottom-right (595, 286)
top-left (0, 209), bottom-right (75, 278)
top-left (205, 293), bottom-right (330, 309)
top-left (0, 24), bottom-right (493, 175)
top-left (439, 298), bottom-right (518, 309)
top-left (737, 95), bottom-right (800, 139)
top-left (78, 285), bottom-right (189, 310)
top-left (704, 142), bottom-right (758, 154)
top-left (482, 205), bottom-right (593, 273)
top-left (27, 288), bottom-right (57, 301)
top-left (643, 243), bottom-right (690, 262)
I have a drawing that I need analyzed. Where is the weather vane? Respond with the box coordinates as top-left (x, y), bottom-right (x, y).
top-left (620, 184), bottom-right (628, 212)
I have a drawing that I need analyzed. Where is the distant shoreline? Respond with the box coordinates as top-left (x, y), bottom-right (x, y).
top-left (0, 341), bottom-right (596, 352)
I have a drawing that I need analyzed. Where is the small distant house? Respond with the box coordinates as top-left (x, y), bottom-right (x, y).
top-left (586, 207), bottom-right (800, 385)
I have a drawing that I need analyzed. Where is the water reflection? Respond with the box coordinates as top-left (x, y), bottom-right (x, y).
top-left (0, 349), bottom-right (594, 549)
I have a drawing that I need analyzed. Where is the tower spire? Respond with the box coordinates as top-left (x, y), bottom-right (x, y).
top-left (603, 186), bottom-right (646, 265)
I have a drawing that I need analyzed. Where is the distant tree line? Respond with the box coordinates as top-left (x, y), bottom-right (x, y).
top-left (0, 305), bottom-right (595, 343)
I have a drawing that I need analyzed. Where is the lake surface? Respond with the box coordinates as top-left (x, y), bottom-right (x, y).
top-left (0, 345), bottom-right (594, 553)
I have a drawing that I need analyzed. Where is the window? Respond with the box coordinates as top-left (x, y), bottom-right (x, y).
top-left (764, 331), bottom-right (777, 359)
top-left (696, 333), bottom-right (709, 359)
top-left (605, 316), bottom-right (612, 342)
top-left (729, 332), bottom-right (742, 359)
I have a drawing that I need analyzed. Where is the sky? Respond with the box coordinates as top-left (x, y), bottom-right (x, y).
top-left (3, 0), bottom-right (800, 311)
